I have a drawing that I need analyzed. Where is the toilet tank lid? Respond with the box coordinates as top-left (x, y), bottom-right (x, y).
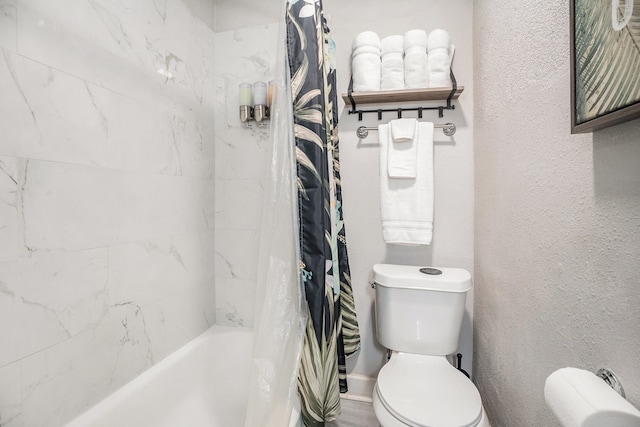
top-left (373, 264), bottom-right (472, 292)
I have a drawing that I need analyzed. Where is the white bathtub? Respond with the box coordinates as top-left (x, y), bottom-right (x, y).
top-left (66, 325), bottom-right (301, 427)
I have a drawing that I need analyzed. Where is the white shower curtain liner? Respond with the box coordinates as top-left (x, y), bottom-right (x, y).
top-left (244, 4), bottom-right (307, 426)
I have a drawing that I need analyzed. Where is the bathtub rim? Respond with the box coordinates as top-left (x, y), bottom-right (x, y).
top-left (65, 324), bottom-right (253, 426)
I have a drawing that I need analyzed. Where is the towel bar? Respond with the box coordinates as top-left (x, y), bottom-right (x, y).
top-left (356, 122), bottom-right (456, 139)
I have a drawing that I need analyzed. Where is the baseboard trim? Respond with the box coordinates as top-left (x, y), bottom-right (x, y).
top-left (341, 374), bottom-right (376, 403)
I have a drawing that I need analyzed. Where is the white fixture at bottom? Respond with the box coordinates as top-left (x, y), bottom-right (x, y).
top-left (371, 264), bottom-right (490, 427)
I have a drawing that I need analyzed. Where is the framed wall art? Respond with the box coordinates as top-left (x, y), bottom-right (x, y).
top-left (570, 0), bottom-right (640, 133)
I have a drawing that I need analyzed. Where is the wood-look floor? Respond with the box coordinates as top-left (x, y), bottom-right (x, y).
top-left (327, 399), bottom-right (380, 427)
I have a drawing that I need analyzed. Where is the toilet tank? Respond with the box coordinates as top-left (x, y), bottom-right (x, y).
top-left (373, 264), bottom-right (471, 356)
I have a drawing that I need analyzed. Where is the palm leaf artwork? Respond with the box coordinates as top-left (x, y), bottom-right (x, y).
top-left (574, 0), bottom-right (640, 124)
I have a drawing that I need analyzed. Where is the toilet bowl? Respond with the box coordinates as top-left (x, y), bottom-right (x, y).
top-left (371, 264), bottom-right (491, 427)
top-left (372, 353), bottom-right (490, 427)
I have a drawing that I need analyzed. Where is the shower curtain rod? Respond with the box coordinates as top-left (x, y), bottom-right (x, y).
top-left (356, 122), bottom-right (456, 139)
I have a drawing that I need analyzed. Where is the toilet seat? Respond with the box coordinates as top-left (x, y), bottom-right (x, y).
top-left (376, 353), bottom-right (483, 427)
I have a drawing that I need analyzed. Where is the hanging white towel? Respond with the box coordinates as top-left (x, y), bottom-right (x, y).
top-left (379, 122), bottom-right (435, 245)
top-left (390, 118), bottom-right (416, 141)
top-left (388, 118), bottom-right (418, 178)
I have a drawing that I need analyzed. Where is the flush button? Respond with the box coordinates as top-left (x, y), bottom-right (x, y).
top-left (419, 267), bottom-right (442, 275)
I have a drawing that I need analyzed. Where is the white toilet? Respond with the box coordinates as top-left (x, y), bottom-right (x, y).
top-left (371, 264), bottom-right (490, 427)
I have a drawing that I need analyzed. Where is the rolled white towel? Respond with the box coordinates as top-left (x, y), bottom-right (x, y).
top-left (427, 29), bottom-right (451, 51)
top-left (381, 35), bottom-right (404, 90)
top-left (381, 54), bottom-right (404, 90)
top-left (352, 45), bottom-right (382, 57)
top-left (352, 31), bottom-right (381, 92)
top-left (428, 47), bottom-right (453, 87)
top-left (427, 29), bottom-right (453, 87)
top-left (404, 49), bottom-right (428, 88)
top-left (405, 45), bottom-right (425, 56)
top-left (404, 30), bottom-right (428, 88)
top-left (352, 31), bottom-right (380, 50)
top-left (352, 51), bottom-right (381, 92)
top-left (381, 35), bottom-right (403, 55)
top-left (403, 29), bottom-right (428, 51)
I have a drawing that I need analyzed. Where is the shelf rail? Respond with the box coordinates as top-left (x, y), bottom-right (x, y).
top-left (347, 69), bottom-right (458, 121)
top-left (356, 122), bottom-right (456, 138)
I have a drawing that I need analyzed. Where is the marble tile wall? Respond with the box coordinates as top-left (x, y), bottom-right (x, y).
top-left (213, 23), bottom-right (279, 327)
top-left (0, 0), bottom-right (216, 425)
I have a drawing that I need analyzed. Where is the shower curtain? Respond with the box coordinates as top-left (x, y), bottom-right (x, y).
top-left (285, 0), bottom-right (360, 425)
top-left (245, 1), bottom-right (359, 426)
top-left (244, 6), bottom-right (307, 426)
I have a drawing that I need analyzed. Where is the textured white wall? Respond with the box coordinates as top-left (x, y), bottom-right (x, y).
top-left (474, 2), bottom-right (640, 426)
top-left (214, 0), bottom-right (475, 380)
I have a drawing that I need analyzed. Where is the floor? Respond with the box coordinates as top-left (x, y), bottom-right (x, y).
top-left (327, 399), bottom-right (379, 427)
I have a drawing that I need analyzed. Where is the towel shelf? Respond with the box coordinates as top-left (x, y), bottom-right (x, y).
top-left (356, 123), bottom-right (456, 138)
top-left (341, 69), bottom-right (463, 121)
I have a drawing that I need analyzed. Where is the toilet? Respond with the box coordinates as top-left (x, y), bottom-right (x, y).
top-left (371, 264), bottom-right (490, 427)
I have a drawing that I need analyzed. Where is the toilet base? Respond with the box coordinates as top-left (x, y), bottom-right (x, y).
top-left (372, 384), bottom-right (491, 427)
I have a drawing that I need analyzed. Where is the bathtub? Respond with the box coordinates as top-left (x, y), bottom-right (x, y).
top-left (66, 325), bottom-right (301, 427)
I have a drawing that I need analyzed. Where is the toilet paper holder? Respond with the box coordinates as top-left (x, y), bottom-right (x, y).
top-left (596, 368), bottom-right (625, 398)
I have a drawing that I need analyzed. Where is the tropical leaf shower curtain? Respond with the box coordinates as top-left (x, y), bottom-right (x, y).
top-left (285, 1), bottom-right (360, 425)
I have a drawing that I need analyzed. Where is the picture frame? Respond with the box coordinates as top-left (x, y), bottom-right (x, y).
top-left (570, 0), bottom-right (640, 134)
